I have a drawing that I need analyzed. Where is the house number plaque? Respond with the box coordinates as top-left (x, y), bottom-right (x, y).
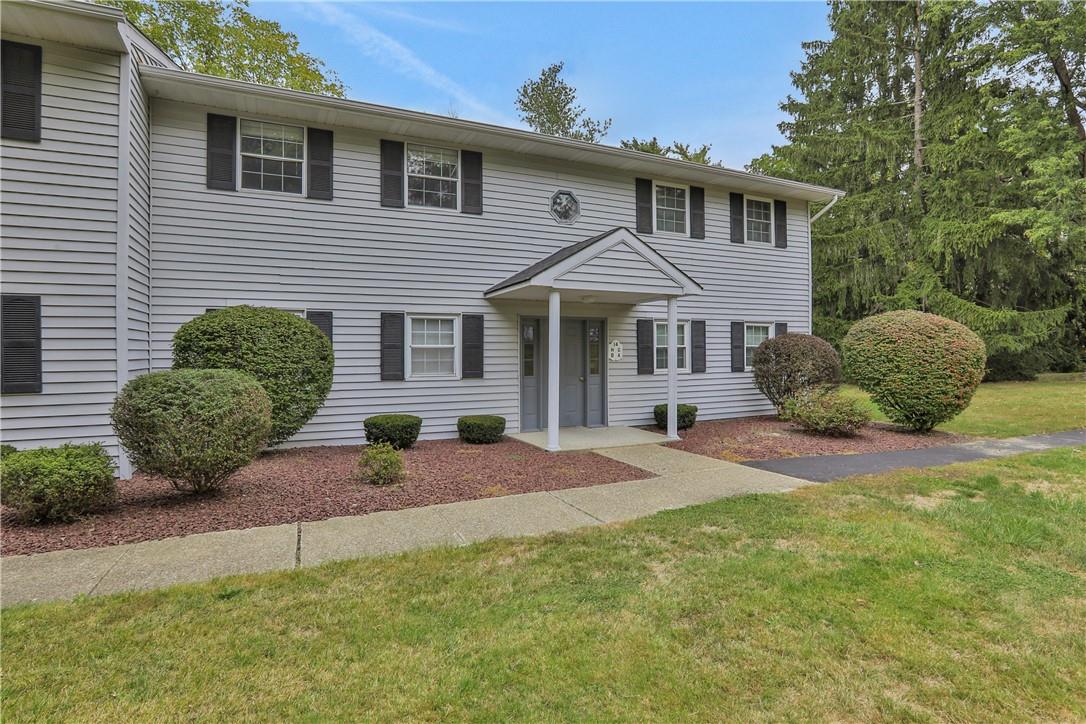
top-left (608, 339), bottom-right (623, 362)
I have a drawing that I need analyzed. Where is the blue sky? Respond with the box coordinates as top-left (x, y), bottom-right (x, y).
top-left (251, 2), bottom-right (831, 168)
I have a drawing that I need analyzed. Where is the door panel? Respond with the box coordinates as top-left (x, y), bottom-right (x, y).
top-left (559, 320), bottom-right (585, 426)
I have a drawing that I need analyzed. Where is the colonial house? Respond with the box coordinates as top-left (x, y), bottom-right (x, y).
top-left (0, 0), bottom-right (843, 476)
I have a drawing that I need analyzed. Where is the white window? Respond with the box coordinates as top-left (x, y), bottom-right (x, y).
top-left (654, 321), bottom-right (690, 372)
top-left (654, 183), bottom-right (688, 234)
top-left (744, 323), bottom-right (771, 369)
top-left (745, 197), bottom-right (773, 243)
top-left (240, 120), bottom-right (304, 194)
top-left (406, 144), bottom-right (459, 210)
top-left (407, 316), bottom-right (458, 377)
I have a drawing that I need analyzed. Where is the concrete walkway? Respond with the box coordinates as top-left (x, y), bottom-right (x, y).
top-left (1, 445), bottom-right (808, 607)
top-left (745, 429), bottom-right (1086, 482)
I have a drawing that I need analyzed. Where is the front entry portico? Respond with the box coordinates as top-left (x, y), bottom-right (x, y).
top-left (486, 227), bottom-right (703, 451)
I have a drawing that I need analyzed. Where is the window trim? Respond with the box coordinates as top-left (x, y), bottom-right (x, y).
top-left (653, 320), bottom-right (691, 374)
top-left (237, 117), bottom-right (308, 196)
top-left (743, 321), bottom-right (774, 371)
top-left (651, 180), bottom-right (690, 237)
top-left (744, 195), bottom-right (775, 244)
top-left (404, 142), bottom-right (462, 213)
top-left (405, 314), bottom-right (461, 380)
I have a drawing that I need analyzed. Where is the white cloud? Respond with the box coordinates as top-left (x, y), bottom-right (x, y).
top-left (360, 3), bottom-right (474, 34)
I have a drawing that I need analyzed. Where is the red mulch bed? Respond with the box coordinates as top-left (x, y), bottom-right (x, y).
top-left (665, 416), bottom-right (971, 462)
top-left (1, 439), bottom-right (651, 556)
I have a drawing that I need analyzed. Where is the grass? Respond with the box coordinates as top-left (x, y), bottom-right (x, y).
top-left (842, 372), bottom-right (1085, 438)
top-left (3, 448), bottom-right (1085, 721)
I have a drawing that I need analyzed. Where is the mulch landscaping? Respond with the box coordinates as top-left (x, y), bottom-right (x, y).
top-left (666, 416), bottom-right (971, 462)
top-left (1, 439), bottom-right (652, 556)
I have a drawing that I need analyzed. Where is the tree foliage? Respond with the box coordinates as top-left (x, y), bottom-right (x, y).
top-left (516, 62), bottom-right (611, 142)
top-left (621, 136), bottom-right (719, 165)
top-left (104, 0), bottom-right (345, 96)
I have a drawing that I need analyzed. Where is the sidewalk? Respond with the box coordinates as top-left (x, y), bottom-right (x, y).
top-left (1, 445), bottom-right (809, 607)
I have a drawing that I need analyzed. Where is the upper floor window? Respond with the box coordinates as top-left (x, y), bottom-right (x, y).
top-left (654, 321), bottom-right (690, 372)
top-left (745, 197), bottom-right (773, 243)
top-left (407, 144), bottom-right (459, 210)
top-left (654, 183), bottom-right (688, 234)
top-left (241, 120), bottom-right (304, 194)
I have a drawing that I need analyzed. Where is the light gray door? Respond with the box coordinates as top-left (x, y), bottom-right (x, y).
top-left (520, 318), bottom-right (542, 431)
top-left (559, 320), bottom-right (586, 426)
top-left (586, 320), bottom-right (605, 427)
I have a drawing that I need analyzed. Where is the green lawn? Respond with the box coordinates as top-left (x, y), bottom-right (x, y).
top-left (842, 372), bottom-right (1085, 438)
top-left (4, 448), bottom-right (1085, 721)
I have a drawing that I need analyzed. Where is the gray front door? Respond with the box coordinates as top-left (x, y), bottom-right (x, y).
top-left (559, 320), bottom-right (586, 426)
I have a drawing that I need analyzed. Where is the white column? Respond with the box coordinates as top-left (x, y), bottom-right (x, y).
top-left (666, 296), bottom-right (679, 440)
top-left (546, 288), bottom-right (561, 451)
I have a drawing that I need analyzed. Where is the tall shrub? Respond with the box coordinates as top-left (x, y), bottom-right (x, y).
top-left (752, 333), bottom-right (842, 414)
top-left (172, 306), bottom-right (334, 445)
top-left (842, 310), bottom-right (986, 432)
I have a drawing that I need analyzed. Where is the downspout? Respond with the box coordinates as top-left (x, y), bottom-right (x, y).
top-left (807, 194), bottom-right (841, 334)
top-left (115, 44), bottom-right (133, 479)
top-left (810, 194), bottom-right (841, 224)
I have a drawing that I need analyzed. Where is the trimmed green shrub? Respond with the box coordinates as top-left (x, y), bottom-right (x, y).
top-left (111, 369), bottom-right (272, 493)
top-left (653, 403), bottom-right (698, 430)
top-left (1, 444), bottom-right (17, 459)
top-left (357, 442), bottom-right (404, 486)
top-left (0, 443), bottom-right (116, 522)
top-left (784, 388), bottom-right (870, 436)
top-left (363, 414), bottom-right (422, 449)
top-left (752, 333), bottom-right (842, 414)
top-left (842, 310), bottom-right (986, 432)
top-left (172, 305), bottom-right (334, 445)
top-left (457, 415), bottom-right (506, 444)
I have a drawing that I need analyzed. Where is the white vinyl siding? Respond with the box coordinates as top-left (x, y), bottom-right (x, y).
top-left (654, 321), bottom-right (689, 372)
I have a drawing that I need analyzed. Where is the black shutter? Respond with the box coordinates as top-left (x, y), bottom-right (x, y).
top-left (380, 312), bottom-right (405, 380)
top-left (206, 113), bottom-right (236, 190)
top-left (461, 150), bottom-right (483, 215)
top-left (380, 139), bottom-right (404, 207)
top-left (635, 178), bottom-right (653, 234)
top-left (775, 322), bottom-right (788, 337)
top-left (462, 314), bottom-right (484, 378)
top-left (307, 128), bottom-right (333, 200)
top-left (774, 199), bottom-right (788, 248)
top-left (2, 41), bottom-right (42, 142)
top-left (690, 186), bottom-right (705, 239)
top-left (691, 320), bottom-right (706, 373)
top-left (307, 310), bottom-right (333, 341)
top-left (730, 321), bottom-right (745, 372)
top-left (1, 294), bottom-right (42, 394)
top-left (636, 319), bottom-right (654, 374)
top-left (729, 192), bottom-right (744, 244)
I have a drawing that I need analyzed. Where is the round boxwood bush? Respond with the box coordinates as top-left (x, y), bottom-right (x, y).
top-left (842, 310), bottom-right (986, 432)
top-left (0, 443), bottom-right (116, 522)
top-left (111, 369), bottom-right (273, 493)
top-left (357, 442), bottom-right (404, 486)
top-left (172, 306), bottom-right (334, 446)
top-left (653, 403), bottom-right (698, 430)
top-left (457, 415), bottom-right (506, 444)
top-left (783, 388), bottom-right (870, 436)
top-left (752, 333), bottom-right (842, 414)
top-left (363, 414), bottom-right (422, 449)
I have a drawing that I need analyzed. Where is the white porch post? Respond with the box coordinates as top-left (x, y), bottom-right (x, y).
top-left (666, 296), bottom-right (679, 440)
top-left (546, 288), bottom-right (561, 451)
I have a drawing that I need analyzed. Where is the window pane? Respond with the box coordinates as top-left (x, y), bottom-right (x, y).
top-left (239, 119), bottom-right (305, 195)
top-left (242, 172), bottom-right (261, 190)
top-left (411, 347), bottom-right (454, 376)
top-left (656, 347), bottom-right (667, 370)
top-left (656, 323), bottom-right (667, 346)
top-left (745, 324), bottom-right (769, 347)
top-left (678, 347), bottom-right (687, 369)
top-left (523, 343), bottom-right (535, 377)
top-left (746, 199), bottom-right (772, 242)
top-left (655, 184), bottom-right (687, 233)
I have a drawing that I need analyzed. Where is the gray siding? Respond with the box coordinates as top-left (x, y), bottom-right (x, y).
top-left (0, 36), bottom-right (120, 455)
top-left (127, 56), bottom-right (152, 378)
top-left (557, 242), bottom-right (683, 294)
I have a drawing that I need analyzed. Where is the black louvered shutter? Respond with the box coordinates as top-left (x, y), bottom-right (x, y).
top-left (730, 321), bottom-right (745, 372)
top-left (307, 310), bottom-right (333, 341)
top-left (729, 192), bottom-right (744, 244)
top-left (635, 178), bottom-right (653, 234)
top-left (774, 322), bottom-right (788, 337)
top-left (690, 186), bottom-right (705, 239)
top-left (774, 200), bottom-right (788, 248)
top-left (636, 319), bottom-right (654, 374)
top-left (462, 314), bottom-right (484, 378)
top-left (2, 41), bottom-right (42, 142)
top-left (380, 140), bottom-right (404, 207)
top-left (1, 294), bottom-right (42, 393)
top-left (691, 320), bottom-right (706, 373)
top-left (206, 113), bottom-right (236, 190)
top-left (380, 312), bottom-right (405, 380)
top-left (461, 150), bottom-right (483, 215)
top-left (307, 128), bottom-right (333, 200)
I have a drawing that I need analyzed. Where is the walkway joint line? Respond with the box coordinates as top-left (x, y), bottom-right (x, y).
top-left (546, 490), bottom-right (607, 524)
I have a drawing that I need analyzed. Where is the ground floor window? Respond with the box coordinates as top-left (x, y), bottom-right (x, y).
top-left (654, 321), bottom-right (689, 372)
top-left (408, 316), bottom-right (457, 377)
top-left (745, 323), bottom-right (771, 369)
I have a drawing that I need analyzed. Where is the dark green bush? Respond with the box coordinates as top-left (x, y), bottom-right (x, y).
top-left (363, 414), bottom-right (422, 449)
top-left (111, 369), bottom-right (272, 493)
top-left (172, 305), bottom-right (334, 445)
top-left (842, 310), bottom-right (986, 432)
top-left (1, 444), bottom-right (17, 459)
top-left (653, 403), bottom-right (698, 430)
top-left (357, 442), bottom-right (404, 486)
top-left (457, 415), bottom-right (506, 444)
top-left (784, 388), bottom-right (870, 436)
top-left (0, 443), bottom-right (116, 522)
top-left (752, 333), bottom-right (842, 414)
